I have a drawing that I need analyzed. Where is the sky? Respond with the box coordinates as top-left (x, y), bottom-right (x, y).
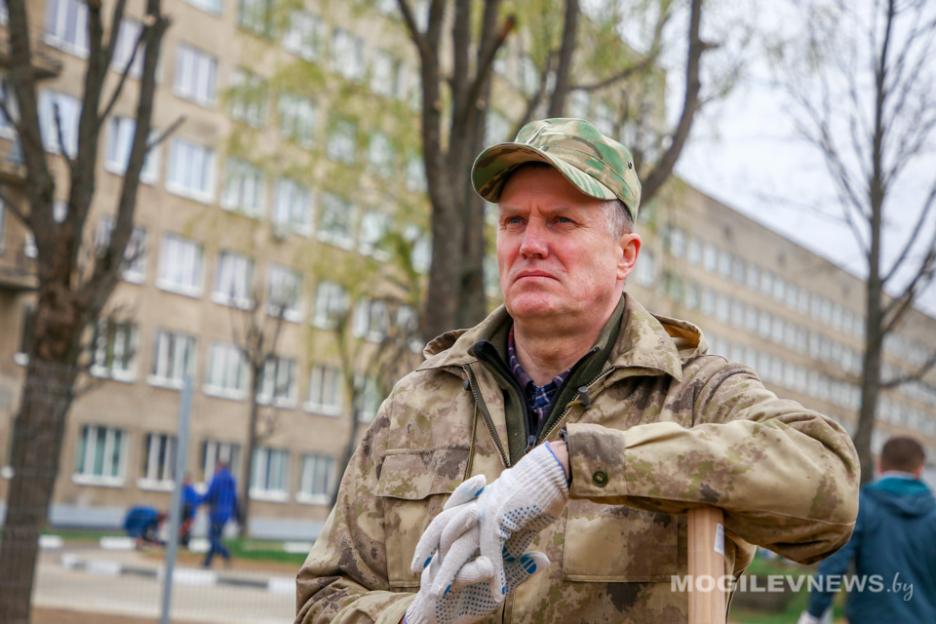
top-left (660, 0), bottom-right (936, 317)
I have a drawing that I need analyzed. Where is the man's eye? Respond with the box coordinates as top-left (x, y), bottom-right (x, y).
top-left (556, 216), bottom-right (574, 224)
top-left (505, 216), bottom-right (524, 225)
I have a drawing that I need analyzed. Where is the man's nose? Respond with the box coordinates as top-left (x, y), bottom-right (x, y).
top-left (518, 221), bottom-right (548, 258)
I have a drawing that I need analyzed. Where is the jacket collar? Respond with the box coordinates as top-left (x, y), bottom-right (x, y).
top-left (418, 294), bottom-right (702, 382)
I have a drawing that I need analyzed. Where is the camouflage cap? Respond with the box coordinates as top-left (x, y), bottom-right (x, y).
top-left (471, 117), bottom-right (642, 219)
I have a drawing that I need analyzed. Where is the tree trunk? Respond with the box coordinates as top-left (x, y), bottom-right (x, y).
top-left (0, 358), bottom-right (78, 623)
top-left (329, 379), bottom-right (363, 510)
top-left (238, 367), bottom-right (262, 539)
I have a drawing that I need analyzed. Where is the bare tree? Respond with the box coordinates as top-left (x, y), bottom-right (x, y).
top-left (776, 0), bottom-right (936, 482)
top-left (226, 282), bottom-right (292, 538)
top-left (0, 1), bottom-right (172, 619)
top-left (398, 0), bottom-right (721, 339)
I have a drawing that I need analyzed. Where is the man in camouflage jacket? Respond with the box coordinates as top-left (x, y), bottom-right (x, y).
top-left (295, 119), bottom-right (860, 623)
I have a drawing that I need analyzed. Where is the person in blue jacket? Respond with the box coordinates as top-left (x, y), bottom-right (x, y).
top-left (800, 435), bottom-right (936, 624)
top-left (201, 462), bottom-right (239, 568)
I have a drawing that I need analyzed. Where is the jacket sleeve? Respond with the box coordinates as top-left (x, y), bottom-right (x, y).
top-left (295, 395), bottom-right (415, 624)
top-left (566, 359), bottom-right (860, 564)
top-left (806, 496), bottom-right (863, 618)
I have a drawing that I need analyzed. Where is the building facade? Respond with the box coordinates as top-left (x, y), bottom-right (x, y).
top-left (0, 0), bottom-right (934, 540)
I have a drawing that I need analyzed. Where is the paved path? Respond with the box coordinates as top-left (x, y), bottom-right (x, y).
top-left (34, 549), bottom-right (295, 624)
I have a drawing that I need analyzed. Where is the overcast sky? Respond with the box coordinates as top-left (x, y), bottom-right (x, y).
top-left (663, 0), bottom-right (936, 317)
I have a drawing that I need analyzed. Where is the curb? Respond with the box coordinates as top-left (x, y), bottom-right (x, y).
top-left (60, 554), bottom-right (294, 595)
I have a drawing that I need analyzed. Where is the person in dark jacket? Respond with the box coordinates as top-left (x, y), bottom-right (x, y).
top-left (123, 505), bottom-right (166, 548)
top-left (800, 435), bottom-right (936, 624)
top-left (180, 474), bottom-right (200, 548)
top-left (201, 462), bottom-right (239, 568)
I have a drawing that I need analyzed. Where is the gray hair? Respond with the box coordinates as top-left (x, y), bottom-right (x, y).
top-left (604, 200), bottom-right (634, 239)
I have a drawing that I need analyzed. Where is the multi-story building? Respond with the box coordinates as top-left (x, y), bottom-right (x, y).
top-left (0, 0), bottom-right (933, 540)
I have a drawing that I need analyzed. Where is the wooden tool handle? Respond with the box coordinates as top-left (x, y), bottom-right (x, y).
top-left (687, 506), bottom-right (727, 624)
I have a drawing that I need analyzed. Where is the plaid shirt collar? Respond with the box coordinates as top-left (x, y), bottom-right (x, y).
top-left (507, 326), bottom-right (571, 437)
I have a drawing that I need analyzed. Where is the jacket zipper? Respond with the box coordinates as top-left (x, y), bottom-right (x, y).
top-left (462, 364), bottom-right (511, 468)
top-left (539, 367), bottom-right (616, 444)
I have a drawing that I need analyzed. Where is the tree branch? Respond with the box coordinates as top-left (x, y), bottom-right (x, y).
top-left (146, 114), bottom-right (185, 153)
top-left (396, 0), bottom-right (431, 59)
top-left (455, 13), bottom-right (515, 133)
top-left (98, 24), bottom-right (146, 124)
top-left (546, 0), bottom-right (579, 116)
top-left (639, 0), bottom-right (710, 205)
top-left (52, 102), bottom-right (73, 164)
top-left (880, 350), bottom-right (936, 389)
top-left (882, 179), bottom-right (936, 284)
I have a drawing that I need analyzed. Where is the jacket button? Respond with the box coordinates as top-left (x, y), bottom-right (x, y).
top-left (592, 470), bottom-right (609, 487)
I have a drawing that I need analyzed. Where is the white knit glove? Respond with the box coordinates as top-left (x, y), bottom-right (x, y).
top-left (403, 542), bottom-right (548, 624)
top-left (404, 474), bottom-right (548, 624)
top-left (411, 444), bottom-right (569, 602)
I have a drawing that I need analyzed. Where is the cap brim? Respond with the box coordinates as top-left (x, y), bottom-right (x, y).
top-left (471, 143), bottom-right (617, 203)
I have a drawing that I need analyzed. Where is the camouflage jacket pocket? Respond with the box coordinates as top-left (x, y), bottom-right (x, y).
top-left (376, 447), bottom-right (470, 589)
top-left (562, 499), bottom-right (680, 582)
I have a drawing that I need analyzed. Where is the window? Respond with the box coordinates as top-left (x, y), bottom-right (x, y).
top-left (318, 193), bottom-right (356, 248)
top-left (283, 10), bottom-right (323, 61)
top-left (747, 264), bottom-right (761, 292)
top-left (277, 94), bottom-right (316, 148)
top-left (634, 249), bottom-right (655, 286)
top-left (732, 257), bottom-right (747, 284)
top-left (367, 133), bottom-right (395, 177)
top-left (112, 18), bottom-right (143, 78)
top-left (258, 356), bottom-right (297, 406)
top-left (298, 453), bottom-right (334, 503)
top-left (230, 68), bottom-right (267, 127)
top-left (96, 218), bottom-right (148, 282)
top-left (517, 55), bottom-right (539, 96)
top-left (405, 157), bottom-right (426, 192)
top-left (326, 119), bottom-right (357, 164)
top-left (74, 425), bottom-right (125, 484)
top-left (251, 447), bottom-right (289, 499)
top-left (221, 158), bottom-right (265, 217)
top-left (104, 116), bottom-right (160, 183)
top-left (306, 364), bottom-right (342, 414)
top-left (213, 250), bottom-right (254, 308)
top-left (167, 138), bottom-right (216, 201)
top-left (238, 0), bottom-right (274, 37)
top-left (205, 342), bottom-right (247, 398)
top-left (150, 330), bottom-right (197, 388)
top-left (359, 211), bottom-right (390, 257)
top-left (267, 264), bottom-right (302, 321)
top-left (200, 440), bottom-right (241, 482)
top-left (91, 319), bottom-right (138, 381)
top-left (186, 0), bottom-right (222, 14)
top-left (157, 233), bottom-right (203, 295)
top-left (370, 49), bottom-right (402, 98)
top-left (485, 110), bottom-right (510, 147)
top-left (687, 237), bottom-right (703, 265)
top-left (667, 226), bottom-right (686, 258)
top-left (685, 281), bottom-right (700, 310)
top-left (174, 44), bottom-right (217, 105)
top-left (701, 288), bottom-right (715, 316)
top-left (312, 281), bottom-right (349, 329)
top-left (703, 244), bottom-right (717, 273)
top-left (15, 306), bottom-right (36, 365)
top-left (715, 293), bottom-right (730, 323)
top-left (44, 0), bottom-right (89, 56)
top-left (717, 250), bottom-right (732, 278)
top-left (38, 91), bottom-right (80, 156)
top-left (568, 90), bottom-right (590, 119)
top-left (353, 298), bottom-right (389, 342)
top-left (140, 432), bottom-right (177, 487)
top-left (331, 28), bottom-right (365, 80)
top-left (0, 77), bottom-right (18, 137)
top-left (273, 178), bottom-right (313, 236)
top-left (353, 375), bottom-right (381, 423)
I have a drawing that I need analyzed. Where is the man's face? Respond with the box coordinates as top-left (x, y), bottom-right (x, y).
top-left (496, 166), bottom-right (640, 323)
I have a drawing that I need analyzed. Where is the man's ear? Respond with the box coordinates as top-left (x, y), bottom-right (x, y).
top-left (617, 232), bottom-right (641, 281)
